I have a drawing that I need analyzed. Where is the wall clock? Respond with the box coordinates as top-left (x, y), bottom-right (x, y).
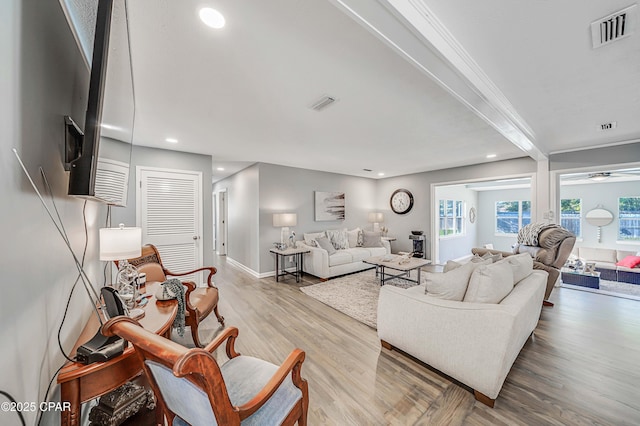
top-left (390, 189), bottom-right (414, 214)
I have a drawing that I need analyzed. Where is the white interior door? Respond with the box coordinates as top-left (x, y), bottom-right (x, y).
top-left (137, 166), bottom-right (203, 283)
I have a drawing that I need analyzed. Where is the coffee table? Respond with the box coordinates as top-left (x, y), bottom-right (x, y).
top-left (364, 255), bottom-right (430, 286)
top-left (561, 267), bottom-right (601, 289)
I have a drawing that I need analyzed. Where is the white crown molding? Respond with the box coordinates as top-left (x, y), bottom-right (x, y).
top-left (331, 0), bottom-right (545, 160)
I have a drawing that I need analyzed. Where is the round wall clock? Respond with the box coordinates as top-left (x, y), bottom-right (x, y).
top-left (390, 189), bottom-right (414, 214)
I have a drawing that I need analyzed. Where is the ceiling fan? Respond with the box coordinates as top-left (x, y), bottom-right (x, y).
top-left (561, 169), bottom-right (640, 183)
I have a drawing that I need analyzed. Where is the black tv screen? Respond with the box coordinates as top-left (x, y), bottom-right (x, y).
top-left (68, 0), bottom-right (134, 206)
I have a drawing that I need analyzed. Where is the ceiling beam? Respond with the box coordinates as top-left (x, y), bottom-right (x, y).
top-left (330, 0), bottom-right (547, 161)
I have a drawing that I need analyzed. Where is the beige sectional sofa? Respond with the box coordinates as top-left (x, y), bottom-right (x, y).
top-left (377, 254), bottom-right (547, 406)
top-left (573, 247), bottom-right (640, 284)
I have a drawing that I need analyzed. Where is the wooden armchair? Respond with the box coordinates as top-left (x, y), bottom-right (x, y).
top-left (117, 244), bottom-right (224, 347)
top-left (102, 317), bottom-right (309, 426)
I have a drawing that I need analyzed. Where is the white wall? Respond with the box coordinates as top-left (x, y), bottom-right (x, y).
top-left (1, 1), bottom-right (103, 424)
top-left (477, 188), bottom-right (532, 252)
top-left (435, 185), bottom-right (478, 261)
top-left (561, 181), bottom-right (640, 251)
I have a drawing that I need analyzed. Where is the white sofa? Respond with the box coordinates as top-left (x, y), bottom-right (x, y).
top-left (573, 247), bottom-right (640, 284)
top-left (377, 258), bottom-right (546, 406)
top-left (296, 233), bottom-right (390, 280)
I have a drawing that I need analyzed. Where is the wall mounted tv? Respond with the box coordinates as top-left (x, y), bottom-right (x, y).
top-left (67, 0), bottom-right (134, 207)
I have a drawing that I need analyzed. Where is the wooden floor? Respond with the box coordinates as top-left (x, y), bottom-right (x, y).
top-left (141, 257), bottom-right (640, 425)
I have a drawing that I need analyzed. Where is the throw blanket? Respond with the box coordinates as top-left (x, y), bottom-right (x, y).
top-left (159, 278), bottom-right (186, 337)
top-left (517, 223), bottom-right (561, 246)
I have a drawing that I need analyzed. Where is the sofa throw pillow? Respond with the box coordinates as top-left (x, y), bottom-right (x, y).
top-left (346, 228), bottom-right (361, 249)
top-left (362, 230), bottom-right (383, 248)
top-left (443, 260), bottom-right (462, 273)
top-left (326, 229), bottom-right (349, 250)
top-left (315, 236), bottom-right (336, 255)
top-left (616, 255), bottom-right (640, 268)
top-left (303, 232), bottom-right (325, 247)
top-left (425, 260), bottom-right (489, 301)
top-left (505, 253), bottom-right (533, 283)
top-left (464, 261), bottom-right (514, 304)
top-left (482, 252), bottom-right (503, 263)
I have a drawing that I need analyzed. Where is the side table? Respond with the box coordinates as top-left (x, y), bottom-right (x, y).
top-left (270, 247), bottom-right (310, 283)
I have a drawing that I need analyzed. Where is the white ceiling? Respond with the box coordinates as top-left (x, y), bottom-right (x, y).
top-left (116, 0), bottom-right (640, 181)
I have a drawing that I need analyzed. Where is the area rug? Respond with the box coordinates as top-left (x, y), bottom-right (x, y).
top-left (300, 269), bottom-right (419, 328)
top-left (563, 278), bottom-right (640, 300)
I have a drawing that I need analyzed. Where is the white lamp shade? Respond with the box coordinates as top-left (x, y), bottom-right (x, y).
top-left (99, 226), bottom-right (142, 261)
top-left (368, 212), bottom-right (384, 223)
top-left (273, 213), bottom-right (297, 227)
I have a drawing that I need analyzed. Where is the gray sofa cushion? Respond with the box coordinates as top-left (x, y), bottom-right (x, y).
top-left (315, 236), bottom-right (336, 255)
top-left (362, 230), bottom-right (383, 248)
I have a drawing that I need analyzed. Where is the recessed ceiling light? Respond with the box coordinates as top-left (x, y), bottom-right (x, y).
top-left (486, 154), bottom-right (497, 158)
top-left (378, 172), bottom-right (385, 176)
top-left (216, 167), bottom-right (225, 171)
top-left (199, 8), bottom-right (225, 29)
top-left (165, 138), bottom-right (179, 143)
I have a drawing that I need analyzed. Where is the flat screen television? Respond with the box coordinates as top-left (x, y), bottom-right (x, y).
top-left (68, 0), bottom-right (134, 206)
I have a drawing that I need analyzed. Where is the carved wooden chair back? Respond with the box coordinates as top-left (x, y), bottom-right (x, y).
top-left (103, 317), bottom-right (309, 426)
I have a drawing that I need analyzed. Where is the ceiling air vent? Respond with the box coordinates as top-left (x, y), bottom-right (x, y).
top-left (309, 95), bottom-right (337, 111)
top-left (591, 4), bottom-right (637, 48)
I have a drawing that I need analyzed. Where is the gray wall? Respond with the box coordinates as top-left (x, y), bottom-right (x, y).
top-left (213, 164), bottom-right (260, 271)
top-left (111, 145), bottom-right (215, 265)
top-left (477, 187), bottom-right (532, 252)
top-left (561, 181), bottom-right (640, 251)
top-left (1, 0), bottom-right (102, 424)
top-left (258, 163), bottom-right (378, 274)
top-left (436, 185), bottom-right (479, 261)
top-left (550, 142), bottom-right (640, 171)
top-left (376, 157), bottom-right (537, 258)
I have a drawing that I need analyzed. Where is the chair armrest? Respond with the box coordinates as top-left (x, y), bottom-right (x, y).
top-left (166, 266), bottom-right (218, 288)
top-left (180, 280), bottom-right (198, 313)
top-left (204, 326), bottom-right (240, 359)
top-left (236, 349), bottom-right (306, 420)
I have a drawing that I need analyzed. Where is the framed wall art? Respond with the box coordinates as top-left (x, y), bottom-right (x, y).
top-left (315, 191), bottom-right (345, 221)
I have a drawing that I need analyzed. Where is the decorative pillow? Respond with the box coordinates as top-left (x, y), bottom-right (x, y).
top-left (425, 260), bottom-right (489, 301)
top-left (346, 228), bottom-right (361, 248)
top-left (469, 254), bottom-right (486, 263)
top-left (464, 261), bottom-right (514, 304)
top-left (315, 236), bottom-right (336, 255)
top-left (505, 253), bottom-right (533, 283)
top-left (616, 255), bottom-right (640, 268)
top-left (481, 252), bottom-right (503, 263)
top-left (326, 229), bottom-right (349, 250)
top-left (443, 260), bottom-right (462, 273)
top-left (357, 229), bottom-right (365, 247)
top-left (303, 232), bottom-right (325, 247)
top-left (362, 230), bottom-right (383, 248)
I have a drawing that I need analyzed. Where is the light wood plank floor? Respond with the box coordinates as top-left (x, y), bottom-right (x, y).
top-left (181, 257), bottom-right (640, 425)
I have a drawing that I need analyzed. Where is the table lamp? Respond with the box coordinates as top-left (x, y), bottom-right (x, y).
top-left (273, 213), bottom-right (297, 246)
top-left (368, 212), bottom-right (384, 232)
top-left (99, 224), bottom-right (143, 318)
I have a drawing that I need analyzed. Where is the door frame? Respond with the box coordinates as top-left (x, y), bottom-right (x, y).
top-left (136, 165), bottom-right (204, 271)
top-left (215, 188), bottom-right (228, 255)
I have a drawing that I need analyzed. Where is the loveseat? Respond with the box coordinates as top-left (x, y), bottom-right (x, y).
top-left (378, 254), bottom-right (547, 406)
top-left (572, 247), bottom-right (640, 284)
top-left (296, 228), bottom-right (390, 280)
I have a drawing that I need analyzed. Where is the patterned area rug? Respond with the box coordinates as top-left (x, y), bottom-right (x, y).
top-left (563, 279), bottom-right (640, 300)
top-left (300, 269), bottom-right (418, 328)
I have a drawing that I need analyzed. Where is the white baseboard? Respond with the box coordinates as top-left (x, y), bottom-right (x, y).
top-left (226, 257), bottom-right (277, 279)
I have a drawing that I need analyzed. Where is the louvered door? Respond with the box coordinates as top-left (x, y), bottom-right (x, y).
top-left (137, 167), bottom-right (203, 284)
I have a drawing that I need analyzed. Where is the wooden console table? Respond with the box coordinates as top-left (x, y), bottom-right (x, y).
top-left (58, 282), bottom-right (177, 426)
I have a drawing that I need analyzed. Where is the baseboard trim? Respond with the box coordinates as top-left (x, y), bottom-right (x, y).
top-left (226, 257), bottom-right (260, 278)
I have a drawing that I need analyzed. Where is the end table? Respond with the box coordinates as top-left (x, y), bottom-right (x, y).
top-left (270, 247), bottom-right (310, 283)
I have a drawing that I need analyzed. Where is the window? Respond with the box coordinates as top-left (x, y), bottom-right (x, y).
top-left (560, 198), bottom-right (582, 237)
top-left (495, 200), bottom-right (531, 234)
top-left (619, 196), bottom-right (640, 241)
top-left (439, 199), bottom-right (465, 236)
